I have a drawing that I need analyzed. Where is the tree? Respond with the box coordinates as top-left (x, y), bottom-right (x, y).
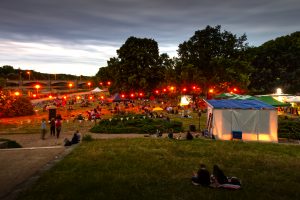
top-left (0, 90), bottom-right (34, 118)
top-left (248, 31), bottom-right (300, 94)
top-left (96, 37), bottom-right (165, 94)
top-left (178, 25), bottom-right (250, 94)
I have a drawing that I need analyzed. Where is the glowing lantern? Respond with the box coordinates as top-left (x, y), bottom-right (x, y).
top-left (89, 96), bottom-right (93, 100)
top-left (14, 91), bottom-right (20, 96)
top-left (121, 94), bottom-right (125, 98)
top-left (163, 88), bottom-right (167, 92)
top-left (139, 92), bottom-right (143, 97)
top-left (182, 88), bottom-right (187, 92)
top-left (209, 89), bottom-right (214, 93)
top-left (170, 86), bottom-right (174, 91)
top-left (155, 90), bottom-right (159, 94)
top-left (107, 81), bottom-right (111, 86)
top-left (32, 94), bottom-right (37, 98)
top-left (63, 96), bottom-right (67, 99)
top-left (100, 96), bottom-right (104, 99)
top-left (99, 82), bottom-right (103, 85)
top-left (192, 86), bottom-right (196, 90)
top-left (233, 88), bottom-right (237, 92)
top-left (49, 95), bottom-right (53, 99)
top-left (76, 96), bottom-right (81, 100)
top-left (130, 93), bottom-right (135, 98)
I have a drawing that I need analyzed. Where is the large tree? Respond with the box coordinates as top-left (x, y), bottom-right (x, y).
top-left (248, 32), bottom-right (300, 94)
top-left (177, 25), bottom-right (251, 94)
top-left (96, 37), bottom-right (165, 93)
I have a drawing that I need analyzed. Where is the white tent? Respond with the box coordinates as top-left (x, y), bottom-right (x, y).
top-left (206, 99), bottom-right (278, 142)
top-left (91, 87), bottom-right (104, 93)
top-left (179, 95), bottom-right (192, 106)
top-left (286, 96), bottom-right (300, 103)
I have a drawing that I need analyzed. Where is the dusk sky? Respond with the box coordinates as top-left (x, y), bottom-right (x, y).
top-left (0, 0), bottom-right (299, 76)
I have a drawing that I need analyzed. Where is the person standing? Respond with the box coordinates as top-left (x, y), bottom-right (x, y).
top-left (41, 118), bottom-right (47, 140)
top-left (49, 118), bottom-right (56, 136)
top-left (55, 118), bottom-right (62, 139)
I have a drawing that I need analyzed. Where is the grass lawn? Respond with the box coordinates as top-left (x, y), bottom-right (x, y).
top-left (19, 138), bottom-right (300, 200)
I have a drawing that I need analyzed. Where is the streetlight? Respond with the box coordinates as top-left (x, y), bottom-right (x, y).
top-left (68, 83), bottom-right (73, 91)
top-left (35, 84), bottom-right (40, 97)
top-left (27, 71), bottom-right (31, 80)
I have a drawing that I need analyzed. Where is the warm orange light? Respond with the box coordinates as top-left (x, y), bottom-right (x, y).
top-left (170, 86), bottom-right (174, 91)
top-left (87, 82), bottom-right (91, 86)
top-left (100, 96), bottom-right (104, 99)
top-left (233, 88), bottom-right (237, 92)
top-left (27, 71), bottom-right (30, 75)
top-left (209, 89), bottom-right (214, 93)
top-left (14, 91), bottom-right (20, 96)
top-left (121, 94), bottom-right (125, 98)
top-left (130, 93), bottom-right (134, 97)
top-left (182, 88), bottom-right (187, 92)
top-left (155, 90), bottom-right (159, 94)
top-left (192, 86), bottom-right (196, 90)
top-left (99, 82), bottom-right (103, 85)
top-left (107, 81), bottom-right (111, 85)
top-left (76, 96), bottom-right (81, 99)
top-left (139, 92), bottom-right (143, 96)
top-left (35, 85), bottom-right (40, 89)
top-left (49, 95), bottom-right (53, 99)
top-left (63, 96), bottom-right (67, 99)
top-left (163, 88), bottom-right (167, 92)
top-left (68, 83), bottom-right (73, 87)
top-left (32, 94), bottom-right (37, 98)
top-left (89, 96), bottom-right (93, 100)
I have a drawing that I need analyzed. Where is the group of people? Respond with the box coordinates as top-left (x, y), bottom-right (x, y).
top-left (40, 116), bottom-right (62, 140)
top-left (192, 164), bottom-right (241, 189)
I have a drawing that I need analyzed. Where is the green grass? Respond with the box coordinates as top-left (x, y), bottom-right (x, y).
top-left (19, 138), bottom-right (300, 200)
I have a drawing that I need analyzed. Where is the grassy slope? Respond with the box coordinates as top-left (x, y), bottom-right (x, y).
top-left (19, 138), bottom-right (300, 200)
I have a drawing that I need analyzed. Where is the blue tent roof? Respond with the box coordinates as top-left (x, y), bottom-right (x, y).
top-left (206, 99), bottom-right (275, 109)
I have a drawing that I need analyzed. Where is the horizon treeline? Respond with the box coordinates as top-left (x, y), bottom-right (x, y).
top-left (1, 25), bottom-right (299, 95)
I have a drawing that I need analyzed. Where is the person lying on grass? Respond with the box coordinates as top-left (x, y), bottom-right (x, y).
top-left (192, 164), bottom-right (211, 186)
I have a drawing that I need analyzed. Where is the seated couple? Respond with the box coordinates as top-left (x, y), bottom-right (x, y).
top-left (64, 130), bottom-right (81, 146)
top-left (192, 164), bottom-right (241, 189)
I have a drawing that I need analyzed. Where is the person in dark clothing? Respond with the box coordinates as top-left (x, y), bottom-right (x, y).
top-left (192, 164), bottom-right (211, 186)
top-left (186, 131), bottom-right (194, 140)
top-left (71, 130), bottom-right (81, 144)
top-left (49, 118), bottom-right (56, 136)
top-left (212, 165), bottom-right (228, 185)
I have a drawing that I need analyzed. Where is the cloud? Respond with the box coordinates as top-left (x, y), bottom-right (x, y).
top-left (0, 0), bottom-right (299, 75)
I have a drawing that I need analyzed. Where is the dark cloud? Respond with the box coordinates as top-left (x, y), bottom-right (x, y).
top-left (0, 0), bottom-right (299, 75)
top-left (1, 0), bottom-right (299, 45)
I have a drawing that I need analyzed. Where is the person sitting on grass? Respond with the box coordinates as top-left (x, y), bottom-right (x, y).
top-left (64, 130), bottom-right (81, 146)
top-left (192, 164), bottom-right (211, 186)
top-left (210, 165), bottom-right (241, 189)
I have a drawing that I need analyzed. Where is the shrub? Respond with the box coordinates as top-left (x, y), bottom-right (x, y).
top-left (0, 138), bottom-right (22, 148)
top-left (82, 134), bottom-right (94, 142)
top-left (278, 118), bottom-right (300, 140)
top-left (90, 114), bottom-right (183, 134)
top-left (0, 91), bottom-right (34, 118)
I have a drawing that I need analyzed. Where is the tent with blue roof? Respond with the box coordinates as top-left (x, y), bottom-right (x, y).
top-left (205, 99), bottom-right (278, 142)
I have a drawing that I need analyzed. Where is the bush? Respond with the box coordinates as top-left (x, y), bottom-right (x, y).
top-left (82, 134), bottom-right (94, 142)
top-left (278, 118), bottom-right (300, 140)
top-left (0, 138), bottom-right (22, 148)
top-left (90, 114), bottom-right (183, 134)
top-left (0, 91), bottom-right (34, 118)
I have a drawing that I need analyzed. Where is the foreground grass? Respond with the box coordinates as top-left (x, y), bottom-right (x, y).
top-left (19, 138), bottom-right (300, 200)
